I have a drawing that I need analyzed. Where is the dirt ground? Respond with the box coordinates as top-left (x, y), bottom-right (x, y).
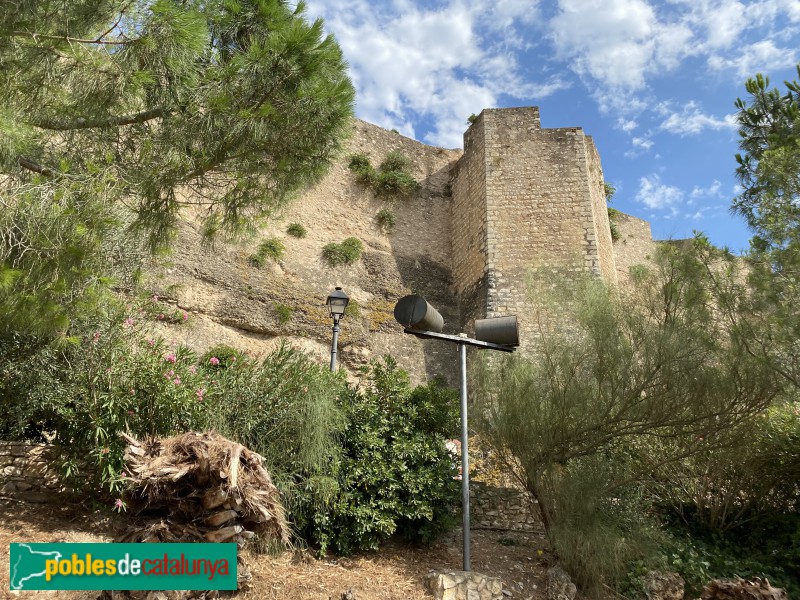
top-left (0, 498), bottom-right (551, 600)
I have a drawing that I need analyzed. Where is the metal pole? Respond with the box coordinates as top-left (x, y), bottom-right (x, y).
top-left (330, 316), bottom-right (340, 372)
top-left (459, 342), bottom-right (471, 571)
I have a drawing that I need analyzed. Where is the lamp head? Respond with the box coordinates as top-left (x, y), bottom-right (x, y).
top-left (326, 286), bottom-right (349, 318)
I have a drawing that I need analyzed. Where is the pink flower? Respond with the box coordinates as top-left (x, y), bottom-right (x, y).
top-left (113, 498), bottom-right (125, 512)
top-left (123, 318), bottom-right (135, 328)
top-left (196, 388), bottom-right (205, 401)
top-left (209, 357), bottom-right (220, 366)
top-left (92, 331), bottom-right (101, 343)
top-left (188, 366), bottom-right (197, 374)
top-left (167, 370), bottom-right (175, 377)
top-left (151, 295), bottom-right (159, 302)
top-left (173, 377), bottom-right (181, 385)
top-left (146, 338), bottom-right (155, 347)
top-left (129, 388), bottom-right (135, 395)
top-left (121, 472), bottom-right (128, 479)
top-left (165, 354), bottom-right (177, 364)
top-left (158, 313), bottom-right (164, 320)
top-left (182, 312), bottom-right (188, 321)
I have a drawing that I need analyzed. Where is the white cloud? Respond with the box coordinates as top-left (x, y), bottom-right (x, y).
top-left (690, 180), bottom-right (723, 199)
top-left (306, 0), bottom-right (560, 148)
top-left (636, 174), bottom-right (684, 210)
top-left (708, 39), bottom-right (798, 76)
top-left (658, 101), bottom-right (737, 135)
top-left (617, 118), bottom-right (638, 132)
top-left (547, 0), bottom-right (800, 115)
top-left (550, 0), bottom-right (663, 91)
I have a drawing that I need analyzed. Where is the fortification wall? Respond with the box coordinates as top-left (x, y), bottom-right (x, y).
top-left (145, 110), bottom-right (652, 382)
top-left (451, 108), bottom-right (617, 351)
top-left (585, 138), bottom-right (617, 285)
top-left (146, 120), bottom-right (462, 385)
top-left (451, 113), bottom-right (490, 331)
top-left (612, 212), bottom-right (657, 284)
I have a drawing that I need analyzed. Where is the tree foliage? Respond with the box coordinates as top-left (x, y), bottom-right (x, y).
top-left (732, 65), bottom-right (800, 389)
top-left (1, 0), bottom-right (354, 246)
top-left (475, 242), bottom-right (785, 591)
top-left (0, 0), bottom-right (354, 336)
top-left (734, 67), bottom-right (800, 265)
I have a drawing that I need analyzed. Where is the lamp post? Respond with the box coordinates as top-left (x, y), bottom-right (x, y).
top-left (393, 295), bottom-right (518, 572)
top-left (326, 286), bottom-right (349, 371)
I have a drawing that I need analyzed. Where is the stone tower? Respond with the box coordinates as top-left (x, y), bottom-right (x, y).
top-left (450, 107), bottom-right (617, 350)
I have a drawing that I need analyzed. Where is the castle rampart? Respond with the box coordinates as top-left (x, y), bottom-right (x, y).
top-left (451, 107), bottom-right (617, 351)
top-left (150, 109), bottom-right (653, 382)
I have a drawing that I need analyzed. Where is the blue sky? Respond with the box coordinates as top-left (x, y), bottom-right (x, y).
top-left (305, 0), bottom-right (800, 252)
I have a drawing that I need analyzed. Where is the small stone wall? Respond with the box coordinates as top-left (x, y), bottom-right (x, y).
top-left (0, 441), bottom-right (76, 501)
top-left (425, 570), bottom-right (504, 600)
top-left (471, 482), bottom-right (541, 532)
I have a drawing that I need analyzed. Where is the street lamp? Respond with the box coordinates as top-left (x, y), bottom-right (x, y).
top-left (326, 286), bottom-right (349, 371)
top-left (394, 294), bottom-right (518, 572)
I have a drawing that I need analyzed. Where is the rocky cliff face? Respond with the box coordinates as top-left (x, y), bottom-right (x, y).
top-left (144, 114), bottom-right (657, 384)
top-left (145, 119), bottom-right (463, 384)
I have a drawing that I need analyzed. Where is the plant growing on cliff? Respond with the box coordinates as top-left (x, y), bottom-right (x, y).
top-left (376, 208), bottom-right (396, 232)
top-left (249, 237), bottom-right (284, 267)
top-left (348, 151), bottom-right (418, 197)
top-left (348, 153), bottom-right (377, 186)
top-left (286, 223), bottom-right (307, 238)
top-left (322, 237), bottom-right (363, 266)
top-left (604, 182), bottom-right (621, 241)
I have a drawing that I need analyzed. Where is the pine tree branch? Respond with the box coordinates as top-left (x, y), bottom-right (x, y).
top-left (18, 157), bottom-right (55, 177)
top-left (30, 108), bottom-right (167, 131)
top-left (11, 31), bottom-right (135, 46)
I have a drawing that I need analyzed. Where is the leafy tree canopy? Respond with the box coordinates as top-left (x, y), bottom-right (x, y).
top-left (734, 66), bottom-right (800, 267)
top-left (733, 66), bottom-right (800, 388)
top-left (0, 0), bottom-right (354, 335)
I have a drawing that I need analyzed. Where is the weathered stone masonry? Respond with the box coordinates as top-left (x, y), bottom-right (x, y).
top-left (129, 107), bottom-right (651, 382)
top-left (451, 107), bottom-right (618, 350)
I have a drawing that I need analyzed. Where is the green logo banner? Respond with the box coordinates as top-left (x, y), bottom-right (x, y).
top-left (9, 543), bottom-right (237, 591)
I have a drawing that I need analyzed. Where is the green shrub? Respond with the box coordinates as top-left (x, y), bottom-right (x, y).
top-left (204, 343), bottom-right (346, 490)
top-left (376, 170), bottom-right (418, 197)
top-left (248, 253), bottom-right (265, 268)
top-left (0, 314), bottom-right (210, 494)
top-left (322, 237), bottom-right (363, 266)
top-left (467, 113), bottom-right (478, 125)
top-left (348, 153), bottom-right (376, 185)
top-left (379, 150), bottom-right (412, 173)
top-left (376, 208), bottom-right (396, 232)
top-left (200, 344), bottom-right (245, 370)
top-left (286, 223), bottom-right (307, 238)
top-left (274, 303), bottom-right (293, 324)
top-left (258, 237), bottom-right (285, 261)
top-left (294, 357), bottom-right (460, 555)
top-left (608, 207), bottom-right (622, 242)
top-left (348, 151), bottom-right (418, 197)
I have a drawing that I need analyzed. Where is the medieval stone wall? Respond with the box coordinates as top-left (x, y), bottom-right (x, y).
top-left (612, 212), bottom-right (657, 284)
top-left (451, 112), bottom-right (489, 332)
top-left (450, 108), bottom-right (618, 351)
top-left (147, 120), bottom-right (462, 385)
top-left (146, 109), bottom-right (657, 381)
